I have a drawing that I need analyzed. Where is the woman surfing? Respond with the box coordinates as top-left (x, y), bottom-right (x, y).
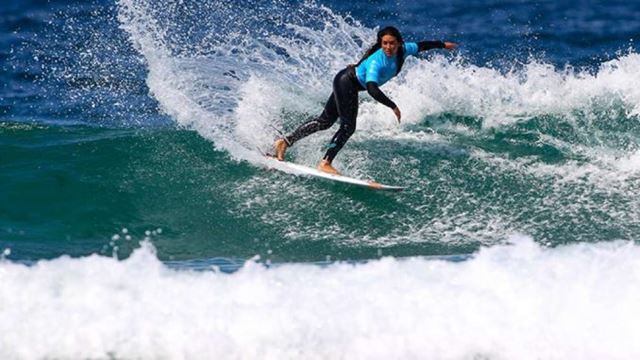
top-left (273, 26), bottom-right (457, 174)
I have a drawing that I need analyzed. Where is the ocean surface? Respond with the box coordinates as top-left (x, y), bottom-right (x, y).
top-left (2, 0), bottom-right (640, 358)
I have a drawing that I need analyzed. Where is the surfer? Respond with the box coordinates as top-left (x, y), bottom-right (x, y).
top-left (273, 26), bottom-right (457, 174)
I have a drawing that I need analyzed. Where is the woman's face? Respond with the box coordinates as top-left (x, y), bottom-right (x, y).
top-left (381, 34), bottom-right (399, 57)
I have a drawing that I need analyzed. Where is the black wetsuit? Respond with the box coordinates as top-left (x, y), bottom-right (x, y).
top-left (284, 41), bottom-right (446, 162)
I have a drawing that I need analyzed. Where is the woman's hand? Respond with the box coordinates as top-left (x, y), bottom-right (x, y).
top-left (393, 107), bottom-right (402, 123)
top-left (444, 42), bottom-right (458, 50)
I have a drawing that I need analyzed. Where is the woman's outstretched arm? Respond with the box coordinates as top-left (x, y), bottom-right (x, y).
top-left (417, 41), bottom-right (457, 51)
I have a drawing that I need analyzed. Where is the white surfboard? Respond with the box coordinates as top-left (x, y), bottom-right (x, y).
top-left (264, 156), bottom-right (406, 192)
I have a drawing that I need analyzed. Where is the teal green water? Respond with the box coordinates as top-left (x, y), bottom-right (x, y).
top-left (3, 109), bottom-right (639, 262)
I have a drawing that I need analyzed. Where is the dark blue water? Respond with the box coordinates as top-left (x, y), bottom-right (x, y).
top-left (4, 0), bottom-right (638, 128)
top-left (4, 0), bottom-right (637, 128)
top-left (335, 1), bottom-right (639, 65)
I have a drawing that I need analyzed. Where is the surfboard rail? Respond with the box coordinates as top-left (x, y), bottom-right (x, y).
top-left (264, 156), bottom-right (406, 192)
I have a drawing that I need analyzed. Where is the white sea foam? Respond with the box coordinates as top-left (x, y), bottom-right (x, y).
top-left (118, 0), bottom-right (640, 157)
top-left (1, 237), bottom-right (640, 359)
top-left (387, 52), bottom-right (640, 128)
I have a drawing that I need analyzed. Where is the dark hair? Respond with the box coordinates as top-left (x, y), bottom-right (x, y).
top-left (355, 26), bottom-right (405, 75)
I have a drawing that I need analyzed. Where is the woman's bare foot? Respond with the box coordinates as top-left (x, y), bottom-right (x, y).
top-left (318, 159), bottom-right (340, 175)
top-left (274, 139), bottom-right (288, 161)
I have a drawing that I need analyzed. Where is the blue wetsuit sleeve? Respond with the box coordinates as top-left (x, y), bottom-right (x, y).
top-left (417, 41), bottom-right (446, 52)
top-left (366, 81), bottom-right (396, 109)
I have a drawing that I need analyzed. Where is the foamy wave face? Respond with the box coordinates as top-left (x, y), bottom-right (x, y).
top-left (117, 0), bottom-right (640, 163)
top-left (117, 0), bottom-right (372, 159)
top-left (118, 0), bottom-right (640, 145)
top-left (2, 237), bottom-right (640, 359)
top-left (374, 52), bottom-right (640, 128)
top-left (117, 0), bottom-right (640, 157)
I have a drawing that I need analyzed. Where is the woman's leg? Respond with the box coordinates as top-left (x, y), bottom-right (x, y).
top-left (284, 95), bottom-right (339, 145)
top-left (322, 71), bottom-right (359, 163)
top-left (274, 94), bottom-right (339, 160)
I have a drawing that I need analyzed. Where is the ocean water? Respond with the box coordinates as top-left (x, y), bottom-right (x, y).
top-left (2, 0), bottom-right (640, 358)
